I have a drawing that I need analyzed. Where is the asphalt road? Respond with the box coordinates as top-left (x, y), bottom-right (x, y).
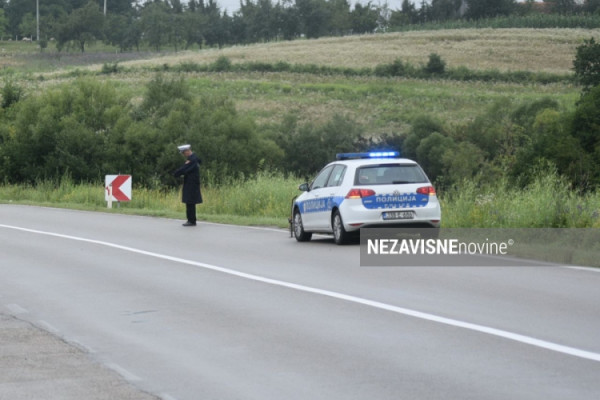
top-left (1, 205), bottom-right (599, 400)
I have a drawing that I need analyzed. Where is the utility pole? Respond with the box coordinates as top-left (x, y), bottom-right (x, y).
top-left (36, 0), bottom-right (39, 42)
top-left (104, 0), bottom-right (107, 16)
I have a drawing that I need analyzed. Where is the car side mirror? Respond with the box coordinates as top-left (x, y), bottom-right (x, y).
top-left (298, 183), bottom-right (309, 192)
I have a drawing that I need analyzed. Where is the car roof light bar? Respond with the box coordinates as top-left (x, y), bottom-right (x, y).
top-left (336, 151), bottom-right (400, 160)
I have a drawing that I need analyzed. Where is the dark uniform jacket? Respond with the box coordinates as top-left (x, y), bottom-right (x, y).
top-left (174, 153), bottom-right (203, 204)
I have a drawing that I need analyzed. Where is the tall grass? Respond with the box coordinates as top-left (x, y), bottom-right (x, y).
top-left (395, 14), bottom-right (600, 31)
top-left (0, 171), bottom-right (299, 226)
top-left (1, 170), bottom-right (598, 229)
top-left (442, 169), bottom-right (600, 228)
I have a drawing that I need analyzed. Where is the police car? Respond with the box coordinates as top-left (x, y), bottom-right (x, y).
top-left (291, 151), bottom-right (441, 244)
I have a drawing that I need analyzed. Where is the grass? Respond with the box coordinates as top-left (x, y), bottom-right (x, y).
top-left (3, 28), bottom-right (590, 135)
top-left (1, 170), bottom-right (599, 229)
top-left (115, 28), bottom-right (600, 74)
top-left (0, 172), bottom-right (299, 228)
top-left (2, 28), bottom-right (600, 234)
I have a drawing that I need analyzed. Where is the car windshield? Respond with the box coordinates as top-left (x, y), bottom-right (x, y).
top-left (354, 164), bottom-right (428, 185)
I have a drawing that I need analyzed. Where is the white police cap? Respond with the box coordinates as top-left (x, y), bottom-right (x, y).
top-left (177, 144), bottom-right (191, 152)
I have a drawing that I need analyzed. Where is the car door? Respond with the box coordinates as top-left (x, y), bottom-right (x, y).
top-left (322, 164), bottom-right (347, 230)
top-left (300, 165), bottom-right (334, 230)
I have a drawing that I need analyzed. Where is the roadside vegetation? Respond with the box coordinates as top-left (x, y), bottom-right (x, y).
top-left (2, 168), bottom-right (599, 229)
top-left (1, 23), bottom-right (600, 229)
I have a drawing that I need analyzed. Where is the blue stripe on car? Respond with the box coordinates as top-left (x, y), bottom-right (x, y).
top-left (296, 196), bottom-right (345, 214)
top-left (361, 193), bottom-right (429, 209)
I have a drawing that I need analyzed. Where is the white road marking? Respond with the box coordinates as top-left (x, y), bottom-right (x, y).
top-left (106, 363), bottom-right (142, 382)
top-left (69, 339), bottom-right (96, 354)
top-left (38, 320), bottom-right (60, 334)
top-left (5, 303), bottom-right (28, 315)
top-left (2, 223), bottom-right (600, 363)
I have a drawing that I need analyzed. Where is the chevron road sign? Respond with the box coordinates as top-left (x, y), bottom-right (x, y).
top-left (105, 175), bottom-right (132, 204)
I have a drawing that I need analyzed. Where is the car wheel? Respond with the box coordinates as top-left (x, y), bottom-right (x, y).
top-left (332, 210), bottom-right (349, 245)
top-left (293, 210), bottom-right (312, 242)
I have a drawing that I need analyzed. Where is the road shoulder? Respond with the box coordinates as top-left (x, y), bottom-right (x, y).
top-left (0, 313), bottom-right (158, 400)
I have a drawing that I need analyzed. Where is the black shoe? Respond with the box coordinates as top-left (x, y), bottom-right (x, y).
top-left (182, 222), bottom-right (197, 227)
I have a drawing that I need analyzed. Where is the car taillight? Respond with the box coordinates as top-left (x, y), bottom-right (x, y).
top-left (417, 186), bottom-right (436, 196)
top-left (346, 189), bottom-right (376, 199)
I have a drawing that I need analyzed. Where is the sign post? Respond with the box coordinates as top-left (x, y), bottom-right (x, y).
top-left (105, 175), bottom-right (132, 208)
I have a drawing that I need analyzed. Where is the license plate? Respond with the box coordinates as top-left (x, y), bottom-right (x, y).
top-left (382, 211), bottom-right (415, 220)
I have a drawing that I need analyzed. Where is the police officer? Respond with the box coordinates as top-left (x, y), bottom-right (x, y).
top-left (174, 144), bottom-right (203, 226)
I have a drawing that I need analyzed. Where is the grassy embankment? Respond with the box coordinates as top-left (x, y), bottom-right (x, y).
top-left (2, 169), bottom-right (599, 229)
top-left (1, 28), bottom-right (599, 228)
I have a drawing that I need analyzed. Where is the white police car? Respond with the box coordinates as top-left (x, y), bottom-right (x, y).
top-left (291, 152), bottom-right (441, 244)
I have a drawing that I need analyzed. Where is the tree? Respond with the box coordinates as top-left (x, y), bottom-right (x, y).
top-left (329, 0), bottom-right (351, 35)
top-left (140, 1), bottom-right (172, 51)
top-left (201, 0), bottom-right (227, 48)
top-left (56, 1), bottom-right (104, 52)
top-left (18, 12), bottom-right (36, 39)
top-left (465, 0), bottom-right (516, 19)
top-left (104, 12), bottom-right (142, 51)
top-left (277, 0), bottom-right (300, 40)
top-left (350, 2), bottom-right (378, 34)
top-left (584, 0), bottom-right (600, 14)
top-left (545, 0), bottom-right (578, 14)
top-left (573, 38), bottom-right (600, 92)
top-left (572, 85), bottom-right (600, 157)
top-left (430, 0), bottom-right (462, 21)
top-left (0, 9), bottom-right (10, 40)
top-left (296, 0), bottom-right (332, 39)
top-left (181, 8), bottom-right (208, 49)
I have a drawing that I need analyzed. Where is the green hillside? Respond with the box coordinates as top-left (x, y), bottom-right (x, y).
top-left (1, 28), bottom-right (600, 229)
top-left (5, 28), bottom-right (597, 137)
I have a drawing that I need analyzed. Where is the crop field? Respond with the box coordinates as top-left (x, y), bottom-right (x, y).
top-left (116, 28), bottom-right (600, 74)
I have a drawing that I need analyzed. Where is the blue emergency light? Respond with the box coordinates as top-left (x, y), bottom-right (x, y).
top-left (336, 151), bottom-right (400, 160)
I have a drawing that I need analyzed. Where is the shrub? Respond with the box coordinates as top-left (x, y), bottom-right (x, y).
top-left (424, 53), bottom-right (446, 75)
top-left (402, 115), bottom-right (446, 159)
top-left (101, 62), bottom-right (120, 75)
top-left (374, 58), bottom-right (406, 77)
top-left (210, 56), bottom-right (232, 72)
top-left (275, 113), bottom-right (363, 177)
top-left (415, 132), bottom-right (455, 183)
top-left (1, 79), bottom-right (24, 109)
top-left (571, 85), bottom-right (600, 188)
top-left (138, 74), bottom-right (191, 119)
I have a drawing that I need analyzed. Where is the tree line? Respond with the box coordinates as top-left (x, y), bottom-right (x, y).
top-left (1, 0), bottom-right (600, 52)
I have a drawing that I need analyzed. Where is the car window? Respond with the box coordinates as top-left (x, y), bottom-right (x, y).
top-left (327, 165), bottom-right (346, 187)
top-left (355, 164), bottom-right (428, 185)
top-left (311, 165), bottom-right (334, 190)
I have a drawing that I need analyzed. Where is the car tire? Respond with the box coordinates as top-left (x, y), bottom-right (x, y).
top-left (293, 210), bottom-right (312, 242)
top-left (332, 210), bottom-right (349, 245)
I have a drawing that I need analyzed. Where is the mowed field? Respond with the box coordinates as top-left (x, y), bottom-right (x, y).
top-left (118, 28), bottom-right (600, 73)
top-left (7, 28), bottom-right (600, 135)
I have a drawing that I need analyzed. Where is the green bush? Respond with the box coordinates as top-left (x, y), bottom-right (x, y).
top-left (424, 53), bottom-right (446, 75)
top-left (101, 62), bottom-right (120, 75)
top-left (1, 79), bottom-right (24, 109)
top-left (138, 74), bottom-right (192, 119)
top-left (374, 58), bottom-right (407, 77)
top-left (275, 113), bottom-right (364, 177)
top-left (415, 132), bottom-right (455, 183)
top-left (210, 56), bottom-right (232, 72)
top-left (571, 85), bottom-right (600, 187)
top-left (573, 37), bottom-right (600, 91)
top-left (402, 115), bottom-right (446, 159)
